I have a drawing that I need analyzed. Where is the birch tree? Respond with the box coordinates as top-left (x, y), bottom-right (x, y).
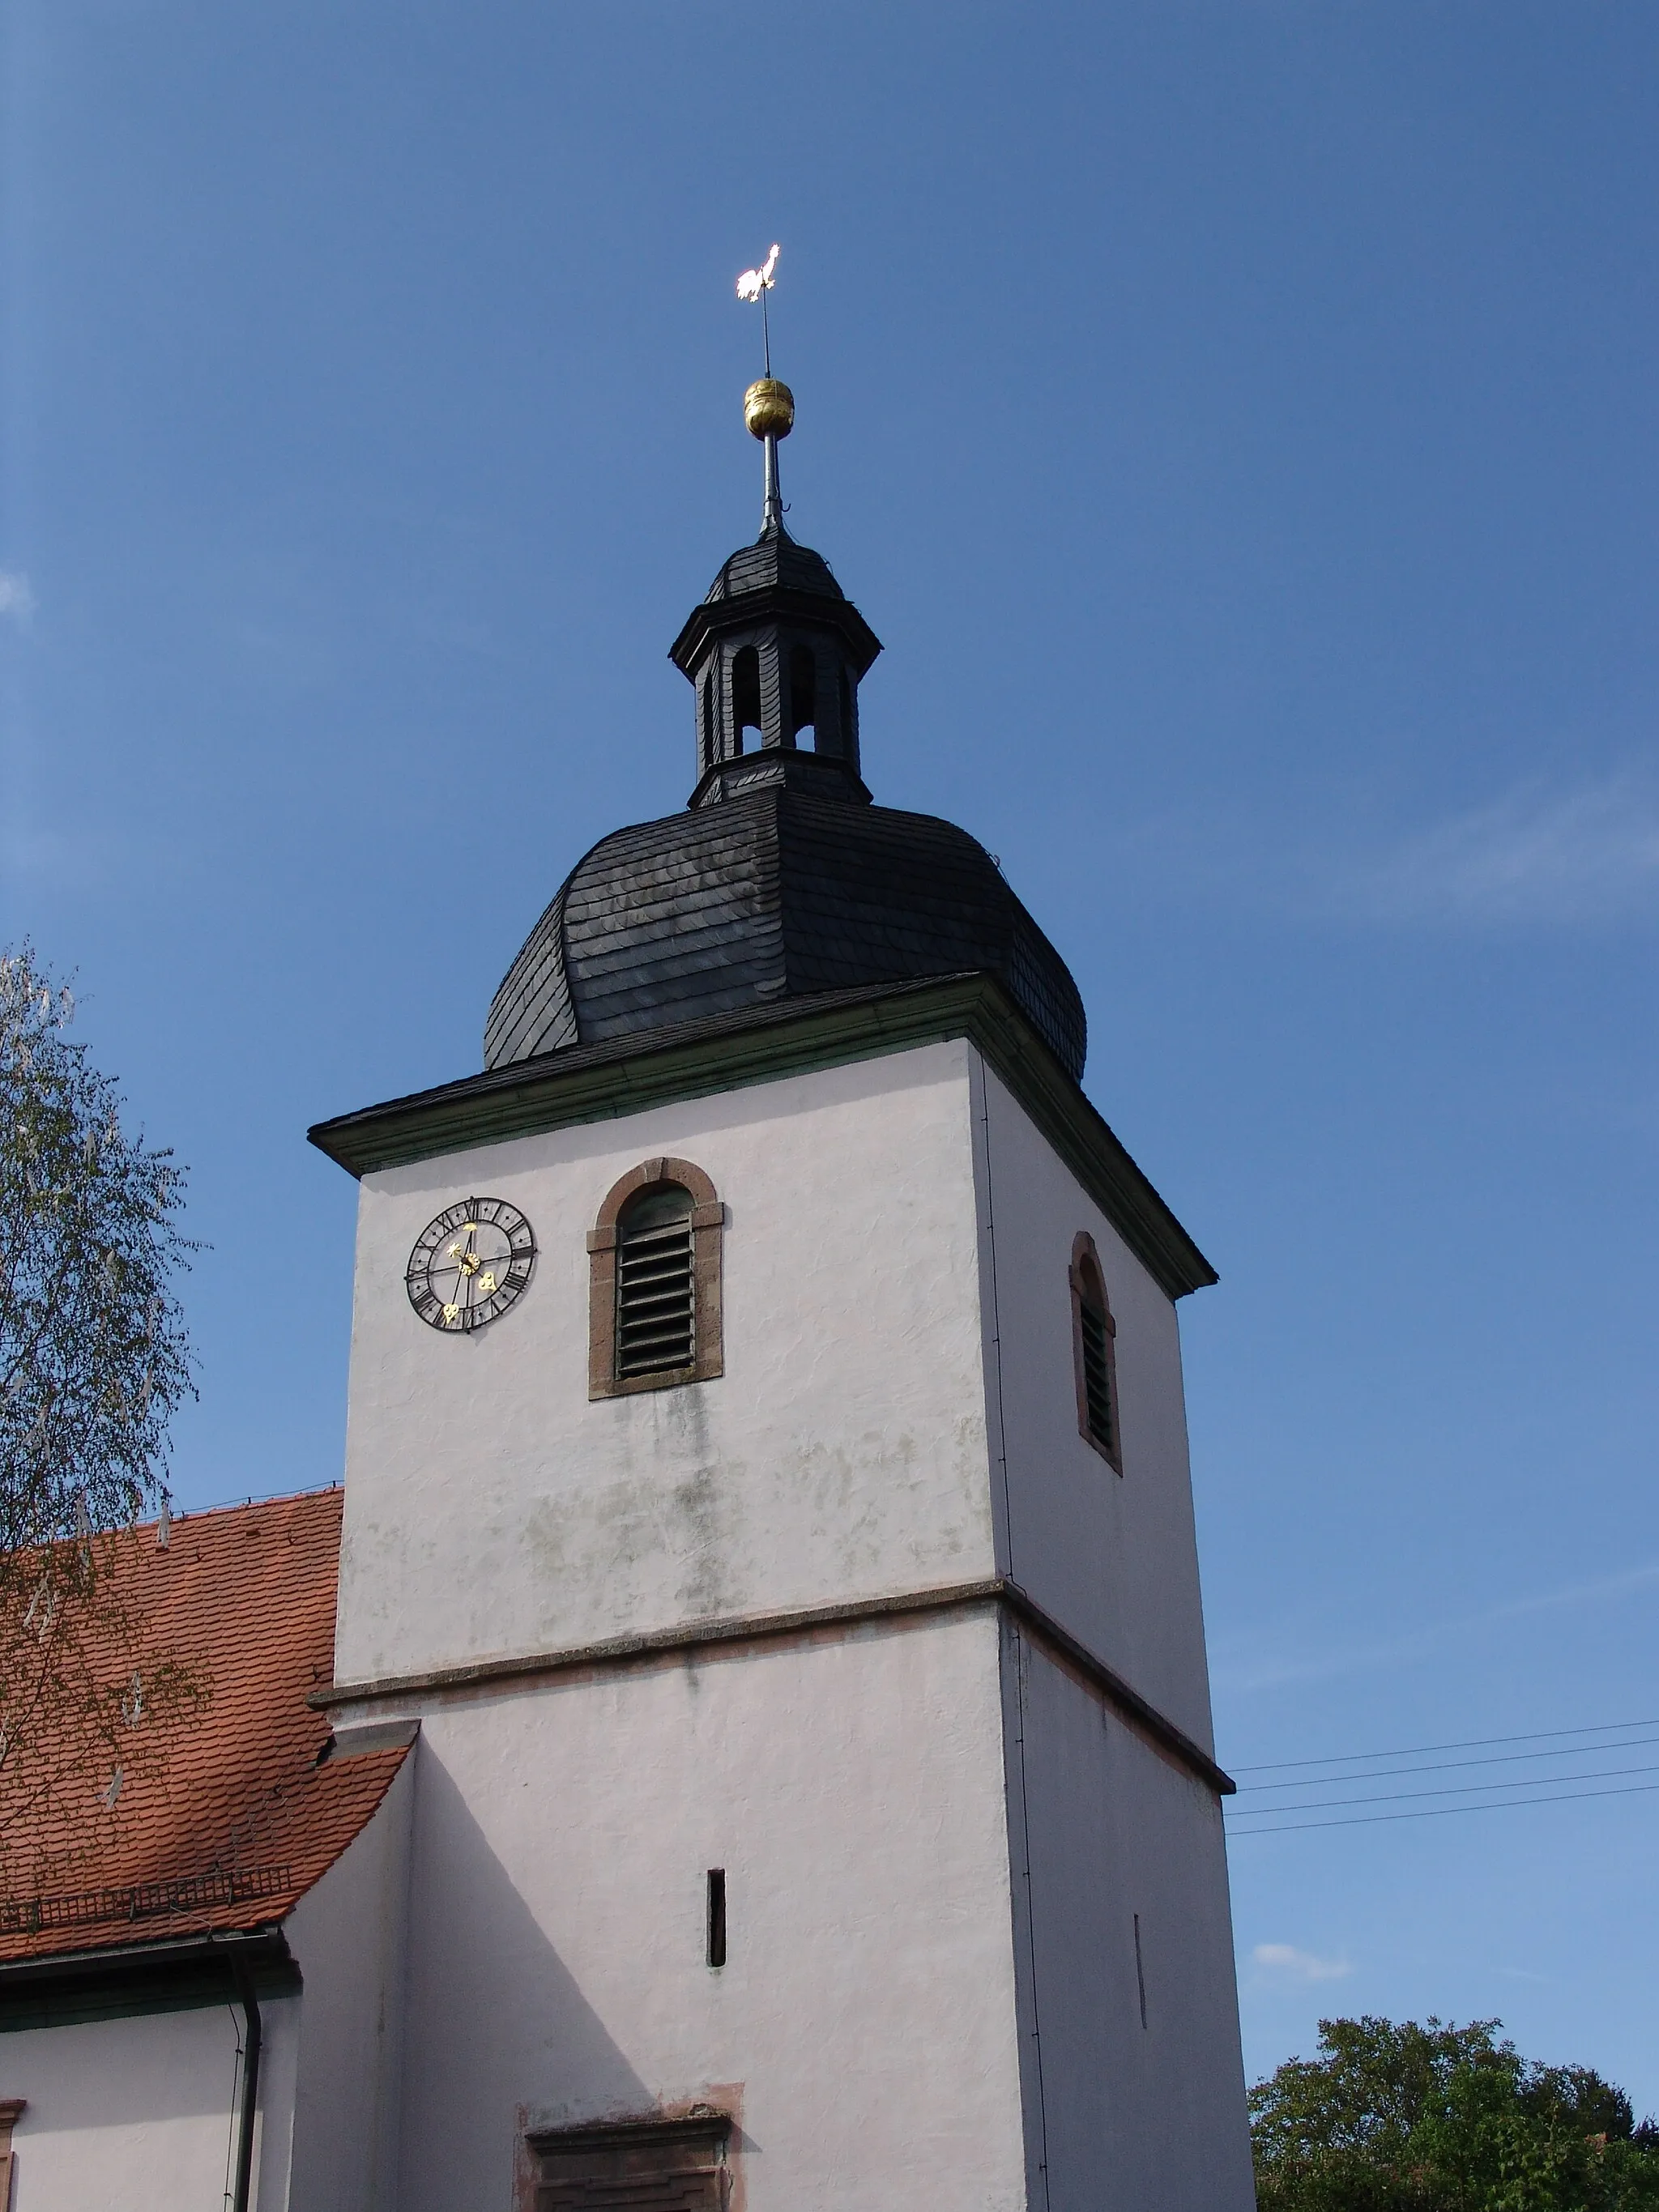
top-left (0, 944), bottom-right (199, 1877)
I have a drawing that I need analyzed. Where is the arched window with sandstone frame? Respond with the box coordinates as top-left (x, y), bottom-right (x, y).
top-left (587, 1157), bottom-right (724, 1399)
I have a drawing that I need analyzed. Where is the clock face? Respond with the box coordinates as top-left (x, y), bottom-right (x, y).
top-left (406, 1197), bottom-right (536, 1333)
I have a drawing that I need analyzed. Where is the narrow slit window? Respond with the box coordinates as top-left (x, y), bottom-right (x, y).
top-left (1134, 1912), bottom-right (1148, 2029)
top-left (706, 1869), bottom-right (727, 1968)
top-left (1070, 1234), bottom-right (1122, 1472)
top-left (616, 1185), bottom-right (695, 1379)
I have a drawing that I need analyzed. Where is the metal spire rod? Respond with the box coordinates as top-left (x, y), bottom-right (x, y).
top-left (736, 245), bottom-right (792, 535)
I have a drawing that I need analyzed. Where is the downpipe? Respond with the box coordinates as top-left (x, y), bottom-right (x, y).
top-left (228, 1954), bottom-right (263, 2212)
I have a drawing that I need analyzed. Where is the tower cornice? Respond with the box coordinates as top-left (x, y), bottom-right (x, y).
top-left (308, 971), bottom-right (1217, 1302)
top-left (309, 1575), bottom-right (1236, 1801)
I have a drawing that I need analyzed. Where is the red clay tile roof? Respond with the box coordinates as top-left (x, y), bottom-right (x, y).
top-left (0, 1486), bottom-right (406, 1964)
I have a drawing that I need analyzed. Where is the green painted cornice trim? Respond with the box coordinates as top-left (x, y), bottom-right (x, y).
top-left (308, 973), bottom-right (1217, 1300)
top-left (0, 1929), bottom-right (299, 2032)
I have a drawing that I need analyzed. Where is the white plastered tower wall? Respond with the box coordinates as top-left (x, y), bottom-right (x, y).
top-left (278, 1747), bottom-right (416, 2212)
top-left (335, 1040), bottom-right (996, 1685)
top-left (388, 1613), bottom-right (1026, 2212)
top-left (324, 1030), bottom-right (1254, 2210)
top-left (971, 1056), bottom-right (1213, 1737)
top-left (334, 1038), bottom-right (1033, 2212)
top-left (968, 1052), bottom-right (1256, 2210)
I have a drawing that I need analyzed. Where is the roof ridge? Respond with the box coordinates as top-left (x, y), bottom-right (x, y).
top-left (150, 1482), bottom-right (343, 1531)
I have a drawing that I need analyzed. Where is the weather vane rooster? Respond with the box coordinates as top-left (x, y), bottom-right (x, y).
top-left (736, 243), bottom-right (782, 368)
top-left (735, 245), bottom-right (793, 531)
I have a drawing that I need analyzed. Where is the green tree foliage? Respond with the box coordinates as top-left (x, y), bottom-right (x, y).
top-left (1252, 2016), bottom-right (1659, 2211)
top-left (0, 945), bottom-right (199, 1873)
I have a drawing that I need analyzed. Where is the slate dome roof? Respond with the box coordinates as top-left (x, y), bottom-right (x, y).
top-left (703, 529), bottom-right (846, 603)
top-left (484, 785), bottom-right (1086, 1079)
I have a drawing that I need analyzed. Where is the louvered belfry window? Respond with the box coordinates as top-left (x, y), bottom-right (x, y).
top-left (616, 1185), bottom-right (695, 1378)
top-left (1070, 1232), bottom-right (1123, 1473)
top-left (589, 1157), bottom-right (725, 1400)
top-left (1079, 1285), bottom-right (1113, 1447)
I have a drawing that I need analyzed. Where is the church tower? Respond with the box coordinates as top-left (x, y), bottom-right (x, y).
top-left (310, 369), bottom-right (1255, 2211)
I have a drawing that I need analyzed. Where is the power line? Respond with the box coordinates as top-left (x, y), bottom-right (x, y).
top-left (1235, 1732), bottom-right (1659, 1794)
top-left (1226, 1778), bottom-right (1659, 1838)
top-left (1227, 1758), bottom-right (1659, 1820)
top-left (1234, 1716), bottom-right (1659, 1776)
top-left (1225, 1715), bottom-right (1659, 1838)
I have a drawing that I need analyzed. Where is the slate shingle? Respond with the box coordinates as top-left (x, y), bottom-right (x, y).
top-left (485, 787), bottom-right (1085, 1079)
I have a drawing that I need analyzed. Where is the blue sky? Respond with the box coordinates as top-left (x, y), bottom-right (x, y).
top-left (3, 0), bottom-right (1657, 2110)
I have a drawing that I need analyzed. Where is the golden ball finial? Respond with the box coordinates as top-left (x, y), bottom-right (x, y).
top-left (744, 377), bottom-right (795, 440)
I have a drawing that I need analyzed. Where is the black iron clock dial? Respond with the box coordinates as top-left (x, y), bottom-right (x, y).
top-left (406, 1196), bottom-right (536, 1333)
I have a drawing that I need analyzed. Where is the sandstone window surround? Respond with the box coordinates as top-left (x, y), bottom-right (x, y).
top-left (0, 2101), bottom-right (23, 2211)
top-left (1070, 1230), bottom-right (1123, 1473)
top-left (588, 1157), bottom-right (724, 1400)
top-left (527, 2112), bottom-right (731, 2212)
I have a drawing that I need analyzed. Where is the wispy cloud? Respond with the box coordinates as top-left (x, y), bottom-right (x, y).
top-left (1213, 1555), bottom-right (1659, 1698)
top-left (1251, 1942), bottom-right (1353, 1984)
top-left (1108, 763), bottom-right (1659, 933)
top-left (1335, 771), bottom-right (1659, 927)
top-left (0, 570), bottom-right (36, 628)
